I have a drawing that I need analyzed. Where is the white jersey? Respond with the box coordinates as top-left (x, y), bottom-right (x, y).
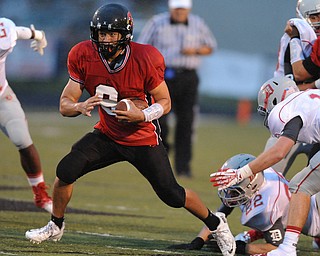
top-left (239, 168), bottom-right (320, 237)
top-left (274, 18), bottom-right (316, 77)
top-left (0, 17), bottom-right (18, 96)
top-left (268, 89), bottom-right (320, 144)
top-left (239, 168), bottom-right (290, 232)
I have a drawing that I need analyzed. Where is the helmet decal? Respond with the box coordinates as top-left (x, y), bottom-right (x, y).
top-left (263, 83), bottom-right (274, 110)
top-left (257, 77), bottom-right (299, 124)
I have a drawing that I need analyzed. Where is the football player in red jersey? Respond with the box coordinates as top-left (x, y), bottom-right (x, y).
top-left (25, 4), bottom-right (235, 255)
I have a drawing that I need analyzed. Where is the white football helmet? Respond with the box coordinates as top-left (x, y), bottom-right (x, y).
top-left (257, 77), bottom-right (299, 127)
top-left (218, 154), bottom-right (264, 207)
top-left (296, 0), bottom-right (320, 35)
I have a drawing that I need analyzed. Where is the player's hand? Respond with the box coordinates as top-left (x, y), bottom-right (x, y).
top-left (167, 237), bottom-right (204, 250)
top-left (77, 95), bottom-right (102, 117)
top-left (181, 47), bottom-right (198, 55)
top-left (30, 24), bottom-right (47, 55)
top-left (113, 100), bottom-right (145, 123)
top-left (284, 20), bottom-right (300, 39)
top-left (210, 168), bottom-right (241, 189)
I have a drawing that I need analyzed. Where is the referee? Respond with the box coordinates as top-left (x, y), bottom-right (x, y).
top-left (138, 0), bottom-right (217, 177)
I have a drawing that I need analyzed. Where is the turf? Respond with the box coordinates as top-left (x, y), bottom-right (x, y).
top-left (0, 111), bottom-right (317, 255)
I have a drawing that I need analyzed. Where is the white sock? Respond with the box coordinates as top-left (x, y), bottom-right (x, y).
top-left (27, 173), bottom-right (44, 186)
top-left (282, 231), bottom-right (300, 250)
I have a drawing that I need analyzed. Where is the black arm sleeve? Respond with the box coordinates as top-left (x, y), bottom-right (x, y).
top-left (302, 56), bottom-right (320, 79)
top-left (284, 44), bottom-right (294, 78)
top-left (263, 218), bottom-right (285, 246)
top-left (216, 203), bottom-right (234, 217)
top-left (281, 116), bottom-right (303, 142)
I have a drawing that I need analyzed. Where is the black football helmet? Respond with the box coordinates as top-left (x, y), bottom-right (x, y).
top-left (90, 3), bottom-right (133, 58)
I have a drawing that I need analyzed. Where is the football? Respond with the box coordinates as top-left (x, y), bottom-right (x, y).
top-left (115, 98), bottom-right (148, 111)
top-left (115, 99), bottom-right (131, 111)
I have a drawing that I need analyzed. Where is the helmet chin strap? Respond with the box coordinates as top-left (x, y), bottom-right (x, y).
top-left (99, 44), bottom-right (122, 60)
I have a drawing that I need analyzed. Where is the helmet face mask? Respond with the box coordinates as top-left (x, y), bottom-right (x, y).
top-left (90, 3), bottom-right (133, 58)
top-left (257, 77), bottom-right (299, 128)
top-left (217, 154), bottom-right (265, 208)
top-left (296, 0), bottom-right (320, 35)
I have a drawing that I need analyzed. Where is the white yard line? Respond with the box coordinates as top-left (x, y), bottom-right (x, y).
top-left (76, 231), bottom-right (184, 255)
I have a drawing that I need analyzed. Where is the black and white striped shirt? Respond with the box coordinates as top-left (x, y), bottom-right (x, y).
top-left (137, 12), bottom-right (217, 70)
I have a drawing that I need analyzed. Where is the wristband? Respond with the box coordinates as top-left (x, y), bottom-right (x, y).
top-left (16, 27), bottom-right (32, 40)
top-left (142, 103), bottom-right (164, 122)
top-left (315, 79), bottom-right (320, 89)
top-left (238, 164), bottom-right (253, 181)
top-left (289, 38), bottom-right (305, 64)
top-left (31, 29), bottom-right (35, 39)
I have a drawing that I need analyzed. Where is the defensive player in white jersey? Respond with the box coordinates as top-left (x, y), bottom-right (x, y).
top-left (264, 0), bottom-right (319, 178)
top-left (211, 76), bottom-right (320, 255)
top-left (169, 153), bottom-right (320, 255)
top-left (0, 17), bottom-right (52, 212)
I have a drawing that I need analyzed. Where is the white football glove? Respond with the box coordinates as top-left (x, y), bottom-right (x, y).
top-left (30, 24), bottom-right (47, 56)
top-left (210, 164), bottom-right (253, 189)
top-left (210, 169), bottom-right (240, 189)
top-left (234, 231), bottom-right (251, 244)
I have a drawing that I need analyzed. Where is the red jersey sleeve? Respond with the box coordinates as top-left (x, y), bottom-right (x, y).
top-left (139, 44), bottom-right (165, 92)
top-left (67, 42), bottom-right (87, 84)
top-left (311, 37), bottom-right (320, 66)
top-left (303, 37), bottom-right (320, 78)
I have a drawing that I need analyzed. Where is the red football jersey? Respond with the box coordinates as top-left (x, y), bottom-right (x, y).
top-left (310, 36), bottom-right (320, 68)
top-left (67, 40), bottom-right (165, 146)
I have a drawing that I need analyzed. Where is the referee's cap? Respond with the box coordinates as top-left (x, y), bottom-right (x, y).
top-left (168, 0), bottom-right (192, 9)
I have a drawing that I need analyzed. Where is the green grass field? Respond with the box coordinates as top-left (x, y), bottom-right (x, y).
top-left (0, 111), bottom-right (317, 255)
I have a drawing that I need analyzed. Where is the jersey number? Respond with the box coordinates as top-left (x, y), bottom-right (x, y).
top-left (245, 194), bottom-right (263, 215)
top-left (95, 84), bottom-right (118, 115)
top-left (0, 22), bottom-right (7, 38)
top-left (309, 93), bottom-right (320, 100)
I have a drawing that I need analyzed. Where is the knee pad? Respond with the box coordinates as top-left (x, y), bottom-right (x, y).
top-left (5, 118), bottom-right (32, 149)
top-left (155, 185), bottom-right (186, 208)
top-left (289, 151), bottom-right (320, 195)
top-left (56, 150), bottom-right (89, 184)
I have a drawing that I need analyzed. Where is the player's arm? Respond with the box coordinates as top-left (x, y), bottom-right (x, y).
top-left (249, 136), bottom-right (294, 175)
top-left (211, 117), bottom-right (302, 188)
top-left (298, 80), bottom-right (318, 90)
top-left (16, 24), bottom-right (47, 55)
top-left (291, 59), bottom-right (314, 82)
top-left (285, 22), bottom-right (320, 82)
top-left (245, 242), bottom-right (277, 254)
top-left (241, 218), bottom-right (285, 255)
top-left (291, 37), bottom-right (320, 82)
top-left (113, 80), bottom-right (171, 123)
top-left (141, 80), bottom-right (171, 122)
top-left (147, 80), bottom-right (171, 115)
top-left (60, 79), bottom-right (101, 117)
top-left (181, 45), bottom-right (213, 56)
top-left (249, 116), bottom-right (302, 175)
top-left (167, 225), bottom-right (210, 250)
